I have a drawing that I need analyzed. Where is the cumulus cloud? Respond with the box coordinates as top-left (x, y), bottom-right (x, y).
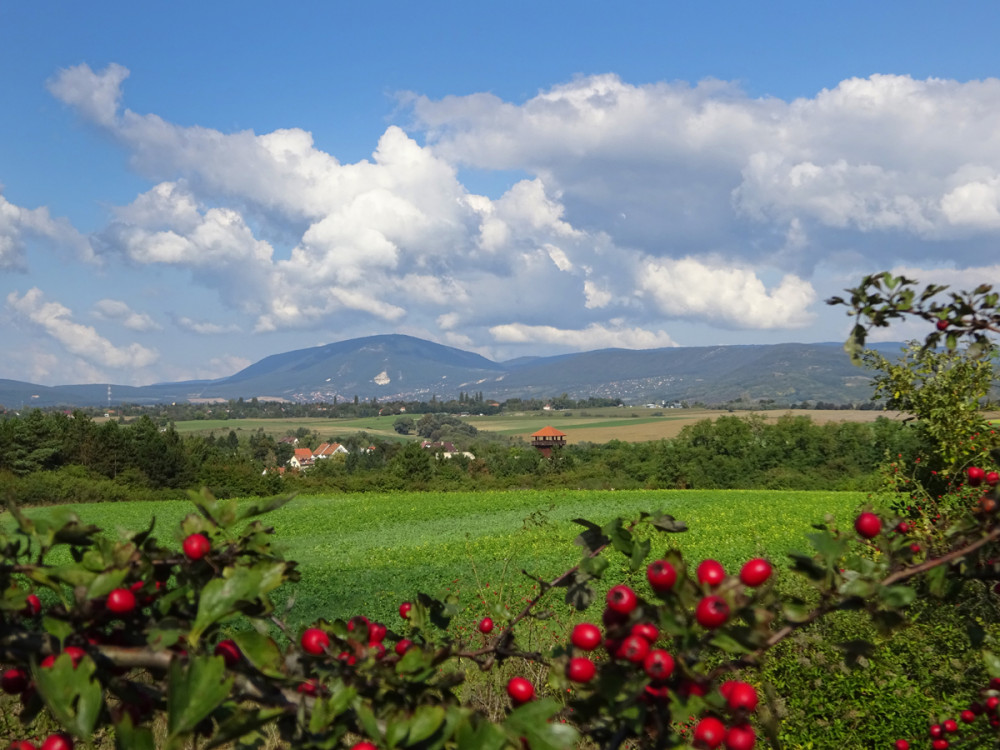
top-left (413, 73), bottom-right (1000, 268)
top-left (36, 62), bottom-right (1000, 384)
top-left (7, 288), bottom-right (158, 370)
top-left (47, 62), bottom-right (129, 127)
top-left (92, 299), bottom-right (160, 331)
top-left (490, 321), bottom-right (676, 349)
top-left (0, 191), bottom-right (95, 269)
top-left (176, 316), bottom-right (242, 335)
top-left (638, 257), bottom-right (816, 328)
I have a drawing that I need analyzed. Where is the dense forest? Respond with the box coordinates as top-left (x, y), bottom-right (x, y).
top-left (0, 408), bottom-right (919, 506)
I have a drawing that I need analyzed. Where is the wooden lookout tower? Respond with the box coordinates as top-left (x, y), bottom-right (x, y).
top-left (530, 425), bottom-right (567, 458)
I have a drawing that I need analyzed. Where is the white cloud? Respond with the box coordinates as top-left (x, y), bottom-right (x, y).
top-left (92, 299), bottom-right (161, 331)
top-left (36, 62), bottom-right (1000, 384)
top-left (176, 316), bottom-right (242, 335)
top-left (490, 321), bottom-right (676, 349)
top-left (7, 288), bottom-right (158, 370)
top-left (47, 62), bottom-right (129, 127)
top-left (638, 257), bottom-right (816, 328)
top-left (0, 191), bottom-right (95, 269)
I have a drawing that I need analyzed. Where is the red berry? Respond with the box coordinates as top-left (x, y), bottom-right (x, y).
top-left (478, 617), bottom-right (494, 634)
top-left (630, 621), bottom-right (659, 643)
top-left (931, 740), bottom-right (949, 750)
top-left (647, 559), bottom-right (678, 591)
top-left (399, 602), bottom-right (412, 619)
top-left (506, 676), bottom-right (534, 704)
top-left (987, 471), bottom-right (1000, 486)
top-left (1, 668), bottom-right (29, 695)
top-left (63, 647), bottom-right (86, 668)
top-left (106, 587), bottom-right (136, 615)
top-left (297, 679), bottom-right (320, 696)
top-left (182, 533), bottom-right (211, 560)
top-left (725, 681), bottom-right (758, 712)
top-left (366, 622), bottom-right (387, 643)
top-left (942, 719), bottom-right (958, 733)
top-left (961, 709), bottom-right (976, 723)
top-left (987, 695), bottom-right (1000, 711)
top-left (8, 741), bottom-right (37, 750)
top-left (697, 559), bottom-right (726, 586)
top-left (214, 639), bottom-right (241, 667)
top-left (929, 724), bottom-right (942, 738)
top-left (300, 628), bottom-right (330, 655)
top-left (606, 584), bottom-right (638, 614)
top-left (739, 558), bottom-right (772, 587)
top-left (616, 634), bottom-right (650, 663)
top-left (566, 656), bottom-right (596, 683)
top-left (695, 596), bottom-right (730, 629)
top-left (643, 649), bottom-right (675, 680)
top-left (936, 319), bottom-right (949, 331)
top-left (22, 594), bottom-right (41, 617)
top-left (693, 716), bottom-right (726, 749)
top-left (351, 743), bottom-right (376, 750)
top-left (40, 735), bottom-right (72, 750)
top-left (724, 723), bottom-right (756, 750)
top-left (570, 622), bottom-right (602, 651)
top-left (969, 466), bottom-right (986, 487)
top-left (394, 639), bottom-right (413, 656)
top-left (893, 741), bottom-right (909, 750)
top-left (854, 512), bottom-right (882, 539)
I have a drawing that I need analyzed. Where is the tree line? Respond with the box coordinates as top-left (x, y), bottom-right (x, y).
top-left (0, 408), bottom-right (920, 505)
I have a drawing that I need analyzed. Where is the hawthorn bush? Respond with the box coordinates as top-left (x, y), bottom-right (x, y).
top-left (0, 271), bottom-right (998, 750)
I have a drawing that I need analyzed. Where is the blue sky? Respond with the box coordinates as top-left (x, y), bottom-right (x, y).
top-left (2, 2), bottom-right (999, 389)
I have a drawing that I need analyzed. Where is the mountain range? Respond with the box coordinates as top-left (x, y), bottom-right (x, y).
top-left (0, 334), bottom-right (898, 409)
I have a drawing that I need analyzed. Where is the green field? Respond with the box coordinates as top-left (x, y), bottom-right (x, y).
top-left (4, 489), bottom-right (867, 632)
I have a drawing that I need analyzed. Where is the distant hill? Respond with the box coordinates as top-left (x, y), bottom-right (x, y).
top-left (0, 334), bottom-right (901, 409)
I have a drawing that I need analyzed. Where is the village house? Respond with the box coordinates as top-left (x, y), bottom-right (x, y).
top-left (313, 442), bottom-right (349, 458)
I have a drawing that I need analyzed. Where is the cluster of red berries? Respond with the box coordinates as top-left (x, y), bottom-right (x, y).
top-left (967, 466), bottom-right (1000, 489)
top-left (301, 614), bottom-right (391, 664)
top-left (5, 734), bottom-right (74, 750)
top-left (894, 679), bottom-right (1000, 748)
top-left (500, 556), bottom-right (772, 747)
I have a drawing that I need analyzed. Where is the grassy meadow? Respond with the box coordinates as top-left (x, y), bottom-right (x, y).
top-left (6, 489), bottom-right (868, 633)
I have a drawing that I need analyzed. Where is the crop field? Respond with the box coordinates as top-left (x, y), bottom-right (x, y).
top-left (4, 489), bottom-right (867, 635)
top-left (168, 408), bottom-right (909, 445)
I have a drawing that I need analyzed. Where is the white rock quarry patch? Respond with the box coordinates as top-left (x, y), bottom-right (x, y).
top-left (373, 371), bottom-right (391, 385)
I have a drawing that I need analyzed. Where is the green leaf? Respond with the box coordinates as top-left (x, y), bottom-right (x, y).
top-left (409, 704), bottom-right (446, 744)
top-left (787, 553), bottom-right (827, 581)
top-left (571, 519), bottom-right (608, 554)
top-left (188, 563), bottom-right (285, 646)
top-left (709, 632), bottom-right (753, 655)
top-left (878, 585), bottom-right (916, 608)
top-left (984, 650), bottom-right (1000, 680)
top-left (232, 630), bottom-right (284, 678)
top-left (650, 513), bottom-right (688, 533)
top-left (166, 655), bottom-right (234, 739)
top-left (503, 699), bottom-right (578, 750)
top-left (114, 713), bottom-right (157, 750)
top-left (456, 719), bottom-right (508, 750)
top-left (579, 554), bottom-right (608, 578)
top-left (206, 707), bottom-right (286, 750)
top-left (85, 567), bottom-right (129, 600)
top-left (33, 653), bottom-right (103, 738)
top-left (236, 493), bottom-right (296, 521)
top-left (629, 537), bottom-right (651, 572)
top-left (603, 518), bottom-right (634, 557)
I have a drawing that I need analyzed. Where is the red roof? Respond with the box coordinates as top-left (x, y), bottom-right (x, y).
top-left (531, 426), bottom-right (566, 437)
